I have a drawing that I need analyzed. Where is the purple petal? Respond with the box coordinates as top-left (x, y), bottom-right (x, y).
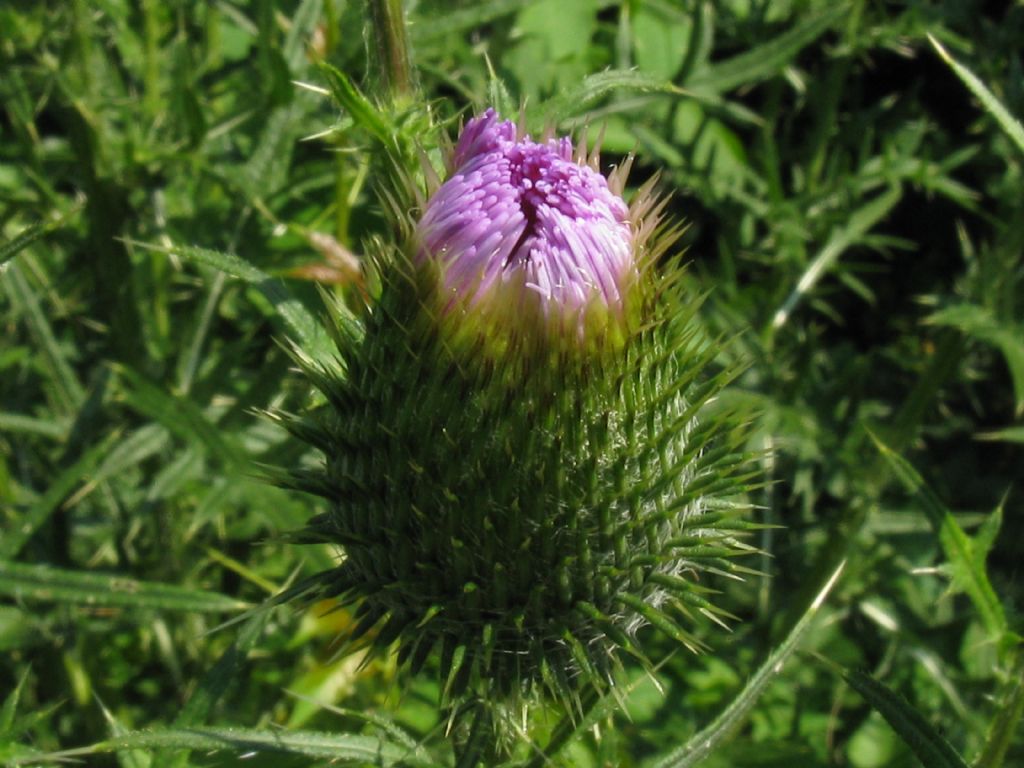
top-left (417, 110), bottom-right (636, 334)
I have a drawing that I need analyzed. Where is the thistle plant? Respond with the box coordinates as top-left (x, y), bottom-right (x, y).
top-left (271, 106), bottom-right (757, 755)
top-left (7, 2), bottom-right (1022, 765)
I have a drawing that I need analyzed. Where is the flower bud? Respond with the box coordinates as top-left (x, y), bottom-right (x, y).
top-left (276, 109), bottom-right (754, 747)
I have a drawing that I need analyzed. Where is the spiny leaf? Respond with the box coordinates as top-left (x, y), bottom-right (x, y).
top-left (95, 697), bottom-right (150, 768)
top-left (0, 560), bottom-right (250, 613)
top-left (0, 200), bottom-right (83, 267)
top-left (843, 669), bottom-right (970, 768)
top-left (926, 302), bottom-right (1024, 413)
top-left (318, 62), bottom-right (396, 147)
top-left (25, 727), bottom-right (442, 767)
top-left (125, 239), bottom-right (334, 360)
top-left (687, 5), bottom-right (849, 93)
top-left (411, 0), bottom-right (534, 44)
top-left (870, 432), bottom-right (1007, 642)
top-left (543, 69), bottom-right (684, 127)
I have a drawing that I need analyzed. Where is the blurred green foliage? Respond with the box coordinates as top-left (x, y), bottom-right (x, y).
top-left (1, 0), bottom-right (1021, 765)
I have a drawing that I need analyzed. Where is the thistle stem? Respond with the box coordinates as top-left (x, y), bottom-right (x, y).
top-left (367, 0), bottom-right (414, 102)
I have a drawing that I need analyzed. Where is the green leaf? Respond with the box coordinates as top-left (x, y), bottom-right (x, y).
top-left (1, 220), bottom-right (52, 268)
top-left (34, 727), bottom-right (442, 767)
top-left (0, 668), bottom-right (29, 737)
top-left (0, 411), bottom-right (67, 440)
top-left (124, 239), bottom-right (334, 361)
top-left (90, 424), bottom-right (171, 487)
top-left (926, 302), bottom-right (1024, 413)
top-left (975, 426), bottom-right (1024, 443)
top-left (318, 62), bottom-right (395, 147)
top-left (929, 34), bottom-right (1024, 156)
top-left (687, 6), bottom-right (849, 93)
top-left (0, 431), bottom-right (118, 560)
top-left (411, 0), bottom-right (534, 43)
top-left (95, 697), bottom-right (151, 768)
top-left (2, 261), bottom-right (86, 411)
top-left (0, 560), bottom-right (250, 613)
top-left (114, 366), bottom-right (247, 469)
top-left (843, 669), bottom-right (970, 768)
top-left (161, 607), bottom-right (273, 768)
top-left (651, 561), bottom-right (846, 768)
top-left (870, 433), bottom-right (1007, 641)
top-left (0, 201), bottom-right (82, 267)
top-left (543, 69), bottom-right (684, 126)
top-left (633, 4), bottom-right (692, 81)
top-left (772, 184), bottom-right (902, 330)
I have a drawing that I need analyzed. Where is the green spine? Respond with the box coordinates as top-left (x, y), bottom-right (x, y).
top-left (277, 242), bottom-right (757, 722)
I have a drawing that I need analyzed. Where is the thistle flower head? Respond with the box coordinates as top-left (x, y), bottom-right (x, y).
top-left (277, 108), bottom-right (755, 753)
top-left (416, 109), bottom-right (638, 341)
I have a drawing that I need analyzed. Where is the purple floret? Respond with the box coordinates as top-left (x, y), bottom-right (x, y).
top-left (417, 109), bottom-right (634, 323)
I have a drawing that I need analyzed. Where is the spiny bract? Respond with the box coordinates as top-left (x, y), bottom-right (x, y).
top-left (275, 109), bottom-right (757, 737)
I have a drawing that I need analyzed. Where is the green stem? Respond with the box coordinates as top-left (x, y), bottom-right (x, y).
top-left (452, 702), bottom-right (498, 768)
top-left (652, 562), bottom-right (846, 768)
top-left (367, 0), bottom-right (414, 103)
top-left (974, 648), bottom-right (1024, 768)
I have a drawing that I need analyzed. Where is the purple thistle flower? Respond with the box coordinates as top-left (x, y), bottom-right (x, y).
top-left (416, 109), bottom-right (636, 333)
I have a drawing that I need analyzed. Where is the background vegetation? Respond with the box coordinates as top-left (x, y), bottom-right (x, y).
top-left (1, 0), bottom-right (1021, 765)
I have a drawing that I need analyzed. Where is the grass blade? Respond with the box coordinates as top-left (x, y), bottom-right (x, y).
top-left (772, 184), bottom-right (901, 330)
top-left (1, 221), bottom-right (52, 268)
top-left (929, 34), bottom-right (1024, 156)
top-left (90, 423), bottom-right (171, 487)
top-left (2, 261), bottom-right (86, 411)
top-left (0, 668), bottom-right (29, 736)
top-left (975, 426), bottom-right (1024, 443)
top-left (0, 560), bottom-right (250, 613)
top-left (0, 412), bottom-right (68, 440)
top-left (651, 561), bottom-right (845, 768)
